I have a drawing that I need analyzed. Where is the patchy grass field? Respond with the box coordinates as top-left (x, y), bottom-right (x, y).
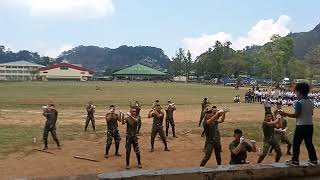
top-left (0, 81), bottom-right (245, 108)
top-left (0, 81), bottom-right (319, 179)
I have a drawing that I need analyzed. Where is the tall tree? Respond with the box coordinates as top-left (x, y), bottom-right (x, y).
top-left (169, 48), bottom-right (186, 77)
top-left (183, 50), bottom-right (192, 80)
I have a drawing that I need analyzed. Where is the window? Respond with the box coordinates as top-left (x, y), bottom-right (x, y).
top-left (18, 66), bottom-right (23, 69)
top-left (43, 72), bottom-right (48, 74)
top-left (6, 66), bottom-right (11, 68)
top-left (12, 66), bottom-right (17, 68)
top-left (6, 70), bottom-right (11, 73)
top-left (81, 72), bottom-right (85, 74)
top-left (60, 66), bottom-right (69, 70)
top-left (0, 70), bottom-right (5, 73)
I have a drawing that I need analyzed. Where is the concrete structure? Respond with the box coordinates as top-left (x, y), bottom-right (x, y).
top-left (12, 162), bottom-right (320, 180)
top-left (0, 61), bottom-right (44, 81)
top-left (39, 63), bottom-right (95, 81)
top-left (173, 76), bottom-right (187, 82)
top-left (98, 162), bottom-right (320, 180)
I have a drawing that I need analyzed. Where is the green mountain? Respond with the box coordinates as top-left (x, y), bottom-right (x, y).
top-left (57, 45), bottom-right (170, 71)
top-left (289, 23), bottom-right (320, 59)
top-left (245, 23), bottom-right (320, 60)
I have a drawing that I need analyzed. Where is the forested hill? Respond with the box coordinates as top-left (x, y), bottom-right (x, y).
top-left (289, 23), bottom-right (320, 59)
top-left (57, 45), bottom-right (170, 71)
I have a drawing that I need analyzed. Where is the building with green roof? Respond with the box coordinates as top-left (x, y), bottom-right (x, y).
top-left (112, 64), bottom-right (167, 80)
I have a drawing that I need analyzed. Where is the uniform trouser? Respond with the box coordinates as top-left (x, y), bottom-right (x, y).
top-left (264, 107), bottom-right (272, 115)
top-left (269, 132), bottom-right (292, 154)
top-left (204, 131), bottom-right (222, 152)
top-left (43, 125), bottom-right (60, 147)
top-left (137, 116), bottom-right (142, 134)
top-left (199, 112), bottom-right (205, 124)
top-left (85, 115), bottom-right (95, 131)
top-left (151, 126), bottom-right (168, 149)
top-left (166, 118), bottom-right (176, 137)
top-left (105, 128), bottom-right (121, 155)
top-left (292, 125), bottom-right (318, 162)
top-left (126, 135), bottom-right (141, 166)
top-left (258, 138), bottom-right (281, 163)
top-left (200, 140), bottom-right (221, 166)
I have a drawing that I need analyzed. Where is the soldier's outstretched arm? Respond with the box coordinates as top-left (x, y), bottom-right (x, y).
top-left (207, 112), bottom-right (222, 124)
top-left (230, 143), bottom-right (243, 155)
top-left (148, 110), bottom-right (153, 118)
top-left (217, 113), bottom-right (226, 124)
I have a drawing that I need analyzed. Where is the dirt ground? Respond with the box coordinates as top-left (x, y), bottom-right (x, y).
top-left (0, 104), bottom-right (319, 180)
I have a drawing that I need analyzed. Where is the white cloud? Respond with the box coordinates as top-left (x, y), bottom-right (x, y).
top-left (43, 44), bottom-right (74, 57)
top-left (182, 32), bottom-right (232, 57)
top-left (1, 0), bottom-right (115, 18)
top-left (182, 15), bottom-right (291, 57)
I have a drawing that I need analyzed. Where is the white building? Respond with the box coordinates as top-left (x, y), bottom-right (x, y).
top-left (39, 63), bottom-right (94, 81)
top-left (0, 61), bottom-right (44, 81)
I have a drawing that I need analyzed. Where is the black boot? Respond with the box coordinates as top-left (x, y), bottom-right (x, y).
top-left (126, 150), bottom-right (130, 169)
top-left (105, 144), bottom-right (111, 158)
top-left (136, 152), bottom-right (142, 168)
top-left (172, 127), bottom-right (177, 138)
top-left (115, 142), bottom-right (121, 156)
top-left (43, 139), bottom-right (48, 150)
top-left (54, 138), bottom-right (60, 148)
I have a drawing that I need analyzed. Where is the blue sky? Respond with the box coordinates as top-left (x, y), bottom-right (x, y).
top-left (0, 0), bottom-right (319, 58)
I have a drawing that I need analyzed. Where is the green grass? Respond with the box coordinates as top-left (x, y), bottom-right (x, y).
top-left (0, 81), bottom-right (245, 109)
top-left (0, 124), bottom-right (106, 157)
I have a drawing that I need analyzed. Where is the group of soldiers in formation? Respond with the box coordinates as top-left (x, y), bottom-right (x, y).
top-left (41, 83), bottom-right (318, 169)
top-left (42, 100), bottom-right (177, 169)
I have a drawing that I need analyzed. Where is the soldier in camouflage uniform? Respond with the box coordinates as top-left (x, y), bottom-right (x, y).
top-left (122, 108), bottom-right (142, 169)
top-left (130, 101), bottom-right (142, 134)
top-left (269, 103), bottom-right (292, 155)
top-left (85, 101), bottom-right (96, 132)
top-left (202, 106), bottom-right (222, 152)
top-left (148, 104), bottom-right (170, 152)
top-left (165, 100), bottom-right (177, 138)
top-left (105, 105), bottom-right (122, 158)
top-left (229, 129), bottom-right (257, 164)
top-left (42, 103), bottom-right (60, 150)
top-left (257, 113), bottom-right (282, 163)
top-left (200, 108), bottom-right (226, 166)
top-left (198, 97), bottom-right (210, 128)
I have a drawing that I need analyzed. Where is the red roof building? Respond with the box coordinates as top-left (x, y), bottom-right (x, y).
top-left (39, 63), bottom-right (95, 81)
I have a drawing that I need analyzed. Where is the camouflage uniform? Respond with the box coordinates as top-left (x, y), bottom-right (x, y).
top-left (199, 102), bottom-right (209, 125)
top-left (131, 105), bottom-right (142, 134)
top-left (165, 105), bottom-right (176, 137)
top-left (124, 117), bottom-right (141, 166)
top-left (269, 111), bottom-right (292, 154)
top-left (43, 109), bottom-right (60, 149)
top-left (85, 105), bottom-right (95, 131)
top-left (257, 122), bottom-right (282, 163)
top-left (200, 117), bottom-right (221, 166)
top-left (105, 113), bottom-right (121, 156)
top-left (151, 111), bottom-right (169, 150)
top-left (229, 140), bottom-right (253, 164)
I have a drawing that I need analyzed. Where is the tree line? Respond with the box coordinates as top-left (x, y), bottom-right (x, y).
top-left (169, 35), bottom-right (320, 82)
